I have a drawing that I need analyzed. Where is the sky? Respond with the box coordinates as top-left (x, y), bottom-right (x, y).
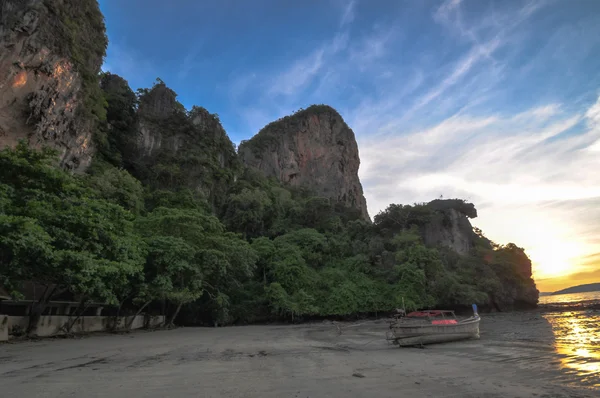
top-left (99, 0), bottom-right (600, 292)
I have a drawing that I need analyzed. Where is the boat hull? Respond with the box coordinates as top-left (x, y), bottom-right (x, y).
top-left (389, 317), bottom-right (480, 347)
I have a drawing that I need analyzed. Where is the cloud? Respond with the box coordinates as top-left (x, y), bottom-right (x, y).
top-left (267, 48), bottom-right (327, 97)
top-left (349, 25), bottom-right (396, 66)
top-left (359, 94), bottom-right (600, 283)
top-left (412, 38), bottom-right (501, 114)
top-left (217, 0), bottom-right (599, 286)
top-left (230, 1), bottom-right (360, 129)
top-left (177, 43), bottom-right (204, 81)
top-left (340, 0), bottom-right (357, 27)
top-left (586, 95), bottom-right (600, 127)
top-left (581, 252), bottom-right (600, 267)
top-left (241, 0), bottom-right (359, 100)
top-left (267, 31), bottom-right (350, 98)
top-left (228, 72), bottom-right (257, 102)
top-left (433, 0), bottom-right (462, 24)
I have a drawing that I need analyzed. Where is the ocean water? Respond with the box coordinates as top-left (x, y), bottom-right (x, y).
top-left (539, 291), bottom-right (600, 305)
top-left (539, 291), bottom-right (600, 387)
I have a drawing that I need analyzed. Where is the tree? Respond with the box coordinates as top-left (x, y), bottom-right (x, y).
top-left (135, 206), bottom-right (257, 325)
top-left (87, 167), bottom-right (144, 214)
top-left (222, 188), bottom-right (272, 238)
top-left (0, 143), bottom-right (145, 335)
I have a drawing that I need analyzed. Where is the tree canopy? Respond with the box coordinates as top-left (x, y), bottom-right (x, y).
top-left (0, 73), bottom-right (538, 335)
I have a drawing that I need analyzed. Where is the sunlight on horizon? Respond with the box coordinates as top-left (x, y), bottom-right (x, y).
top-left (528, 239), bottom-right (586, 280)
top-left (476, 211), bottom-right (596, 291)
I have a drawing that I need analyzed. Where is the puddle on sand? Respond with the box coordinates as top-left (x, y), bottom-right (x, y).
top-left (543, 311), bottom-right (600, 387)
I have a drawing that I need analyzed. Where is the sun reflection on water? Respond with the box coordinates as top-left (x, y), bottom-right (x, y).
top-left (543, 311), bottom-right (600, 386)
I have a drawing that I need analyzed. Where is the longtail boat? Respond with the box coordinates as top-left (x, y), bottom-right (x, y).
top-left (386, 304), bottom-right (480, 347)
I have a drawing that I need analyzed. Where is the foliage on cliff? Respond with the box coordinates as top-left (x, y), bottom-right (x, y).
top-left (0, 68), bottom-right (539, 331)
top-left (0, 142), bottom-right (252, 331)
top-left (0, 134), bottom-right (538, 331)
top-left (94, 77), bottom-right (239, 211)
top-left (0, 0), bottom-right (538, 329)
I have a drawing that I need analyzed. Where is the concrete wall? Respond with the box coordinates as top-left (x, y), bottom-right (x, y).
top-left (0, 314), bottom-right (165, 341)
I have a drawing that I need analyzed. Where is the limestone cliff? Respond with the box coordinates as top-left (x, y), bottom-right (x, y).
top-left (0, 0), bottom-right (107, 170)
top-left (102, 79), bottom-right (240, 208)
top-left (239, 105), bottom-right (369, 220)
top-left (422, 199), bottom-right (538, 308)
top-left (423, 199), bottom-right (478, 255)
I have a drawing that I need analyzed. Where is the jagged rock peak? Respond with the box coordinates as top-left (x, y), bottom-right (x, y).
top-left (189, 106), bottom-right (226, 137)
top-left (137, 81), bottom-right (180, 119)
top-left (419, 199), bottom-right (479, 255)
top-left (239, 104), bottom-right (370, 220)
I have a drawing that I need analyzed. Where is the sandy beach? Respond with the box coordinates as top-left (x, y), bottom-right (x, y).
top-left (1, 311), bottom-right (598, 398)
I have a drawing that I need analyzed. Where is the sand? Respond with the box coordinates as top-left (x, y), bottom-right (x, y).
top-left (0, 313), bottom-right (598, 397)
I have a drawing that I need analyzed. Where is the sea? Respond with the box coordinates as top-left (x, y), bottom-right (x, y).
top-left (539, 291), bottom-right (600, 306)
top-left (538, 291), bottom-right (600, 387)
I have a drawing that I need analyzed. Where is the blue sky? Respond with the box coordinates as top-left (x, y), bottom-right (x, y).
top-left (99, 0), bottom-right (600, 290)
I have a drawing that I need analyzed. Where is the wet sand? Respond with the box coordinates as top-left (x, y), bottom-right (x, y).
top-left (1, 312), bottom-right (598, 397)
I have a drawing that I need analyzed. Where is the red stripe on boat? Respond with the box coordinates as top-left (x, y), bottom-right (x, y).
top-left (431, 319), bottom-right (457, 325)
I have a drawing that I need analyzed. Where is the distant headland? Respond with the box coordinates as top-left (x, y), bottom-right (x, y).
top-left (549, 283), bottom-right (600, 296)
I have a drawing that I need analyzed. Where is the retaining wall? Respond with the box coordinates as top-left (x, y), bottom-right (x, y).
top-left (0, 314), bottom-right (165, 341)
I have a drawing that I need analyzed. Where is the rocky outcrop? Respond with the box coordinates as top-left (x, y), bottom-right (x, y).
top-left (134, 83), bottom-right (236, 163)
top-left (239, 105), bottom-right (370, 220)
top-left (420, 199), bottom-right (539, 308)
top-left (136, 83), bottom-right (181, 156)
top-left (0, 0), bottom-right (106, 170)
top-left (423, 199), bottom-right (478, 255)
top-left (105, 80), bottom-right (239, 208)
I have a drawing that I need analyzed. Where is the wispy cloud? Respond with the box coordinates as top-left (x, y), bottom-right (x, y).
top-left (220, 0), bottom-right (598, 287)
top-left (349, 25), bottom-right (396, 67)
top-left (267, 28), bottom-right (350, 98)
top-left (177, 43), bottom-right (204, 81)
top-left (413, 38), bottom-right (501, 113)
top-left (433, 0), bottom-right (462, 24)
top-left (359, 95), bottom-right (600, 281)
top-left (231, 1), bottom-right (359, 130)
top-left (267, 48), bottom-right (326, 97)
top-left (340, 0), bottom-right (357, 27)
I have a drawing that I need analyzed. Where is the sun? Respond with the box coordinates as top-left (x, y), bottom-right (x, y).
top-left (528, 239), bottom-right (583, 279)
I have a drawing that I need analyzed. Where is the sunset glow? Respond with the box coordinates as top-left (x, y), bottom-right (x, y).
top-left (529, 241), bottom-right (586, 279)
top-left (474, 211), bottom-right (598, 292)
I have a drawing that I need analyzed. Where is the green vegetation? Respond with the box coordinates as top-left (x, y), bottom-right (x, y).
top-left (0, 136), bottom-right (538, 332)
top-left (0, 2), bottom-right (538, 332)
top-left (95, 78), bottom-right (240, 211)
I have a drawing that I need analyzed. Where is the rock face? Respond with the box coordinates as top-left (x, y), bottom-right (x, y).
top-left (0, 0), bottom-right (106, 170)
top-left (421, 199), bottom-right (539, 309)
top-left (423, 199), bottom-right (478, 255)
top-left (134, 83), bottom-right (236, 164)
top-left (117, 81), bottom-right (239, 208)
top-left (239, 105), bottom-right (369, 220)
top-left (136, 83), bottom-right (181, 156)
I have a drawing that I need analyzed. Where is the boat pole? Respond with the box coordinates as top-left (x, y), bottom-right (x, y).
top-left (402, 297), bottom-right (405, 315)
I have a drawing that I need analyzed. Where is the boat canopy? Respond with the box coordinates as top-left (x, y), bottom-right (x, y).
top-left (406, 310), bottom-right (455, 317)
